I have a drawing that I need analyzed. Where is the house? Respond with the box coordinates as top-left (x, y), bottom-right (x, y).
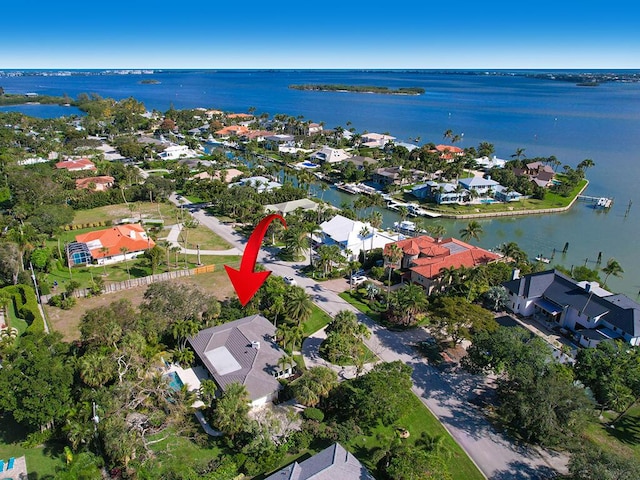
top-left (305, 122), bottom-right (323, 136)
top-left (361, 132), bottom-right (395, 148)
top-left (493, 185), bottom-right (523, 202)
top-left (319, 214), bottom-right (400, 260)
top-left (75, 176), bottom-right (115, 191)
top-left (264, 198), bottom-right (318, 216)
top-left (264, 134), bottom-right (295, 151)
top-left (386, 235), bottom-right (501, 294)
top-left (458, 176), bottom-right (500, 196)
top-left (188, 315), bottom-right (291, 407)
top-left (214, 125), bottom-right (250, 137)
top-left (159, 144), bottom-right (199, 160)
top-left (434, 144), bottom-right (464, 161)
top-left (341, 155), bottom-right (378, 170)
top-left (372, 166), bottom-right (405, 186)
top-left (503, 269), bottom-right (640, 348)
top-left (190, 168), bottom-right (243, 183)
top-left (70, 223), bottom-right (155, 266)
top-left (309, 146), bottom-right (351, 164)
top-left (412, 181), bottom-right (466, 204)
top-left (474, 155), bottom-right (507, 170)
top-left (513, 161), bottom-right (555, 188)
top-left (55, 158), bottom-right (96, 171)
top-left (264, 443), bottom-right (375, 480)
top-left (230, 176), bottom-right (282, 193)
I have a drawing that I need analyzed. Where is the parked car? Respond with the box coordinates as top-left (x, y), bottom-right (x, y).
top-left (283, 276), bottom-right (297, 286)
top-left (351, 275), bottom-right (368, 286)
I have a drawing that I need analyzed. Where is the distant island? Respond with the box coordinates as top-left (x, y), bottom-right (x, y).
top-left (140, 79), bottom-right (161, 84)
top-left (289, 84), bottom-right (425, 95)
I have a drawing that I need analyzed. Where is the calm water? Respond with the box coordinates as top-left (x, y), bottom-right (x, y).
top-left (2, 70), bottom-right (640, 296)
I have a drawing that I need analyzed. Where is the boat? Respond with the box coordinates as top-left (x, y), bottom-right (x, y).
top-left (393, 220), bottom-right (417, 232)
top-left (535, 255), bottom-right (551, 264)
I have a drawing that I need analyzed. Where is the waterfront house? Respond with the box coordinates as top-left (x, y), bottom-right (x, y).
top-left (188, 314), bottom-right (291, 407)
top-left (319, 214), bottom-right (400, 260)
top-left (493, 185), bottom-right (523, 202)
top-left (412, 181), bottom-right (466, 204)
top-left (70, 223), bottom-right (155, 266)
top-left (458, 176), bottom-right (501, 196)
top-left (341, 155), bottom-right (378, 170)
top-left (214, 125), bottom-right (250, 137)
top-left (158, 144), bottom-right (199, 160)
top-left (513, 161), bottom-right (555, 188)
top-left (310, 146), bottom-right (351, 164)
top-left (361, 132), bottom-right (396, 148)
top-left (230, 176), bottom-right (282, 193)
top-left (264, 443), bottom-right (375, 480)
top-left (434, 144), bottom-right (464, 161)
top-left (305, 122), bottom-right (323, 135)
top-left (503, 269), bottom-right (640, 348)
top-left (264, 134), bottom-right (295, 151)
top-left (55, 158), bottom-right (96, 171)
top-left (264, 198), bottom-right (318, 217)
top-left (474, 155), bottom-right (507, 171)
top-left (386, 235), bottom-right (501, 294)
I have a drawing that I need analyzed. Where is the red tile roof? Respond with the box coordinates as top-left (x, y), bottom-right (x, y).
top-left (75, 224), bottom-right (155, 259)
top-left (55, 158), bottom-right (97, 171)
top-left (75, 176), bottom-right (115, 190)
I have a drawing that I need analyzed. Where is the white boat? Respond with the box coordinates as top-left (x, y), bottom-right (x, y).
top-left (394, 220), bottom-right (417, 232)
top-left (535, 255), bottom-right (551, 264)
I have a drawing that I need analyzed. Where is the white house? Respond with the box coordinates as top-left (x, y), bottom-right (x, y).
top-left (361, 132), bottom-right (396, 148)
top-left (159, 144), bottom-right (199, 160)
top-left (230, 176), bottom-right (282, 193)
top-left (319, 214), bottom-right (401, 260)
top-left (309, 146), bottom-right (351, 164)
top-left (503, 269), bottom-right (640, 348)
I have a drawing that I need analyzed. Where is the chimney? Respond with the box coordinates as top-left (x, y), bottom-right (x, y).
top-left (511, 268), bottom-right (520, 280)
top-left (251, 341), bottom-right (260, 350)
top-left (585, 282), bottom-right (592, 293)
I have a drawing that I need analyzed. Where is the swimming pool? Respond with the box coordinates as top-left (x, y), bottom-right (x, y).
top-left (480, 199), bottom-right (496, 204)
top-left (166, 371), bottom-right (184, 391)
top-left (300, 161), bottom-right (319, 168)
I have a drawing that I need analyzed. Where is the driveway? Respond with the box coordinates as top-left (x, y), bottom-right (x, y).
top-left (169, 195), bottom-right (568, 479)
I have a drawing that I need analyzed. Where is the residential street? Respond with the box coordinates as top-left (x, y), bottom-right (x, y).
top-left (171, 195), bottom-right (569, 479)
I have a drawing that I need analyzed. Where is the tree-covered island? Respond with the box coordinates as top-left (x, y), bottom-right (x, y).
top-left (289, 84), bottom-right (425, 95)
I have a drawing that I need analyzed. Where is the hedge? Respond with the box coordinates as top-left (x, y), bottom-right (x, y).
top-left (1, 284), bottom-right (45, 333)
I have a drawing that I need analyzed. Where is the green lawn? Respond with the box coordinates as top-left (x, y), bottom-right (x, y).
top-left (338, 291), bottom-right (383, 323)
top-left (582, 404), bottom-right (640, 460)
top-left (176, 224), bottom-right (233, 251)
top-left (0, 414), bottom-right (66, 479)
top-left (345, 393), bottom-right (485, 480)
top-left (303, 306), bottom-right (333, 337)
top-left (71, 201), bottom-right (180, 226)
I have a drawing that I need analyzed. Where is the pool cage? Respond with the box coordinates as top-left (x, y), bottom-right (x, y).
top-left (66, 241), bottom-right (93, 267)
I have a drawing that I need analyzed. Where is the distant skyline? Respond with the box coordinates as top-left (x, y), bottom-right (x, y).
top-left (2, 2), bottom-right (638, 69)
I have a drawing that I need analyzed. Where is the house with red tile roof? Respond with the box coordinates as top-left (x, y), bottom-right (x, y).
top-left (75, 175), bottom-right (115, 191)
top-left (73, 223), bottom-right (155, 266)
top-left (433, 144), bottom-right (464, 161)
top-left (385, 235), bottom-right (501, 294)
top-left (55, 158), bottom-right (96, 171)
top-left (214, 125), bottom-right (250, 137)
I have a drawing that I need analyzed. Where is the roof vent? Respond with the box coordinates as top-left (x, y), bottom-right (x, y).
top-left (251, 341), bottom-right (260, 350)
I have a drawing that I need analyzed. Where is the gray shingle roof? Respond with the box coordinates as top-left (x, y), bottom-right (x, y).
top-left (188, 315), bottom-right (285, 402)
top-left (264, 443), bottom-right (375, 480)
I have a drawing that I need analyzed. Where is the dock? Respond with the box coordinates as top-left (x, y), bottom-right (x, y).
top-left (577, 195), bottom-right (613, 208)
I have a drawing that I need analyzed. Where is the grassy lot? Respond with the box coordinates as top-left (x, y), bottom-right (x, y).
top-left (71, 201), bottom-right (180, 226)
top-left (177, 224), bottom-right (233, 251)
top-left (0, 414), bottom-right (66, 479)
top-left (46, 266), bottom-right (239, 342)
top-left (582, 404), bottom-right (640, 460)
top-left (302, 306), bottom-right (333, 337)
top-left (345, 393), bottom-right (485, 480)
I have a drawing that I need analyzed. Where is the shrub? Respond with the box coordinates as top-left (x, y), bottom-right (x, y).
top-left (302, 407), bottom-right (325, 422)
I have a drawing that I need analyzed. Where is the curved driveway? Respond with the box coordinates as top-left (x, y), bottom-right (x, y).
top-left (170, 195), bottom-right (568, 480)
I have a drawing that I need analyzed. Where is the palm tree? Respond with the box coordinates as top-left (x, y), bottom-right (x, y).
top-left (459, 221), bottom-right (483, 243)
top-left (511, 148), bottom-right (526, 161)
top-left (428, 223), bottom-right (447, 240)
top-left (498, 241), bottom-right (528, 264)
top-left (397, 205), bottom-right (409, 223)
top-left (359, 226), bottom-right (371, 263)
top-left (99, 247), bottom-right (110, 275)
top-left (384, 244), bottom-right (403, 305)
top-left (284, 286), bottom-right (313, 326)
top-left (602, 258), bottom-right (624, 288)
top-left (119, 246), bottom-right (131, 280)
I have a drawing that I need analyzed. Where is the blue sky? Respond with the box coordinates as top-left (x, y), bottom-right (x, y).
top-left (2, 1), bottom-right (638, 69)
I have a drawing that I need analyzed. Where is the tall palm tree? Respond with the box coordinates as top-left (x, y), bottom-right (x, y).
top-left (498, 241), bottom-right (528, 264)
top-left (428, 223), bottom-right (447, 240)
top-left (384, 244), bottom-right (403, 305)
top-left (602, 258), bottom-right (624, 288)
top-left (119, 247), bottom-right (131, 280)
top-left (359, 226), bottom-right (371, 263)
top-left (284, 286), bottom-right (313, 326)
top-left (459, 221), bottom-right (483, 243)
top-left (99, 246), bottom-right (110, 275)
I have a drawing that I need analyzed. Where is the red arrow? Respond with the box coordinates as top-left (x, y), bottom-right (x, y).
top-left (224, 214), bottom-right (287, 306)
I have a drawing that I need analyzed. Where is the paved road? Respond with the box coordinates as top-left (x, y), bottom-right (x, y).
top-left (169, 195), bottom-right (568, 479)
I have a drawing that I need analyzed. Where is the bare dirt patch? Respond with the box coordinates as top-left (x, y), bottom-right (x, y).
top-left (45, 270), bottom-right (236, 342)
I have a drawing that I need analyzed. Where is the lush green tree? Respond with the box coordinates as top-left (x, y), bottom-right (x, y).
top-left (430, 296), bottom-right (497, 344)
top-left (386, 283), bottom-right (429, 327)
top-left (320, 310), bottom-right (370, 366)
top-left (601, 258), bottom-right (624, 288)
top-left (0, 242), bottom-right (21, 285)
top-left (291, 366), bottom-right (338, 407)
top-left (0, 332), bottom-right (73, 431)
top-left (568, 447), bottom-right (640, 480)
top-left (212, 382), bottom-right (250, 441)
top-left (386, 445), bottom-right (452, 480)
top-left (283, 285), bottom-right (313, 326)
top-left (483, 285), bottom-right (510, 311)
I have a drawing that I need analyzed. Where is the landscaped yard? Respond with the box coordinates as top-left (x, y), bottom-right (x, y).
top-left (70, 201), bottom-right (180, 226)
top-left (345, 393), bottom-right (485, 480)
top-left (582, 404), bottom-right (640, 460)
top-left (302, 306), bottom-right (333, 337)
top-left (177, 223), bottom-right (233, 251)
top-left (0, 414), bottom-right (65, 479)
top-left (338, 291), bottom-right (383, 323)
